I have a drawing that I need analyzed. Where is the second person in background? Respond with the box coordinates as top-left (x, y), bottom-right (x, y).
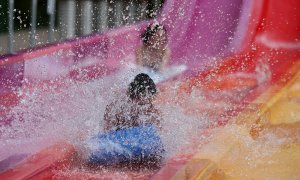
top-left (136, 22), bottom-right (171, 72)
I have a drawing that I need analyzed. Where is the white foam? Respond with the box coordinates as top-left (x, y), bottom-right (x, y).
top-left (257, 34), bottom-right (300, 49)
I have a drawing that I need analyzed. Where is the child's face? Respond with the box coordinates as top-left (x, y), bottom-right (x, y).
top-left (133, 94), bottom-right (154, 105)
top-left (149, 30), bottom-right (167, 50)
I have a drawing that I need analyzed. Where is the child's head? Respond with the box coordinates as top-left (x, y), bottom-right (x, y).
top-left (128, 73), bottom-right (157, 102)
top-left (141, 23), bottom-right (168, 50)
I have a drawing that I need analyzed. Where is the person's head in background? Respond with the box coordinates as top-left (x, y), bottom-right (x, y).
top-left (128, 73), bottom-right (157, 104)
top-left (141, 23), bottom-right (168, 51)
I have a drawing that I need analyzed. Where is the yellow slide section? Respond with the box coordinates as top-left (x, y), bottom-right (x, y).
top-left (172, 64), bottom-right (300, 179)
top-left (262, 71), bottom-right (300, 125)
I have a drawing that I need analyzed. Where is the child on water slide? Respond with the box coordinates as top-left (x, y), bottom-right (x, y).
top-left (103, 73), bottom-right (162, 132)
top-left (92, 73), bottom-right (164, 168)
top-left (134, 22), bottom-right (186, 83)
top-left (136, 22), bottom-right (170, 72)
top-left (78, 74), bottom-right (164, 169)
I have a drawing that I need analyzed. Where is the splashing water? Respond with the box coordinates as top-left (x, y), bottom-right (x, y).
top-left (0, 70), bottom-right (213, 162)
top-left (1, 61), bottom-right (296, 177)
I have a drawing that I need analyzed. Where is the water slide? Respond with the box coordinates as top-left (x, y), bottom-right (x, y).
top-left (1, 0), bottom-right (300, 179)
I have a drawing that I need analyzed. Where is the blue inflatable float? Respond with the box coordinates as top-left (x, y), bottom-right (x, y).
top-left (87, 125), bottom-right (165, 165)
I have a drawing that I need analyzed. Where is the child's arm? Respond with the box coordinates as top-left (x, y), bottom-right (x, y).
top-left (162, 48), bottom-right (171, 69)
top-left (103, 104), bottom-right (114, 132)
top-left (147, 107), bottom-right (163, 130)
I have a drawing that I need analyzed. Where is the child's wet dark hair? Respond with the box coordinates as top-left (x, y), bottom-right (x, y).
top-left (141, 23), bottom-right (167, 46)
top-left (128, 73), bottom-right (157, 100)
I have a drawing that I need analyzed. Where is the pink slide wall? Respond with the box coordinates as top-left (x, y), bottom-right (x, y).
top-left (0, 0), bottom-right (260, 93)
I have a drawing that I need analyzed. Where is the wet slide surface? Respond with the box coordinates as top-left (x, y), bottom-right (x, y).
top-left (1, 0), bottom-right (300, 179)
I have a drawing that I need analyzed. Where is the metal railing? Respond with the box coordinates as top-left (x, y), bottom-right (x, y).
top-left (8, 0), bottom-right (14, 53)
top-left (6, 0), bottom-right (164, 54)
